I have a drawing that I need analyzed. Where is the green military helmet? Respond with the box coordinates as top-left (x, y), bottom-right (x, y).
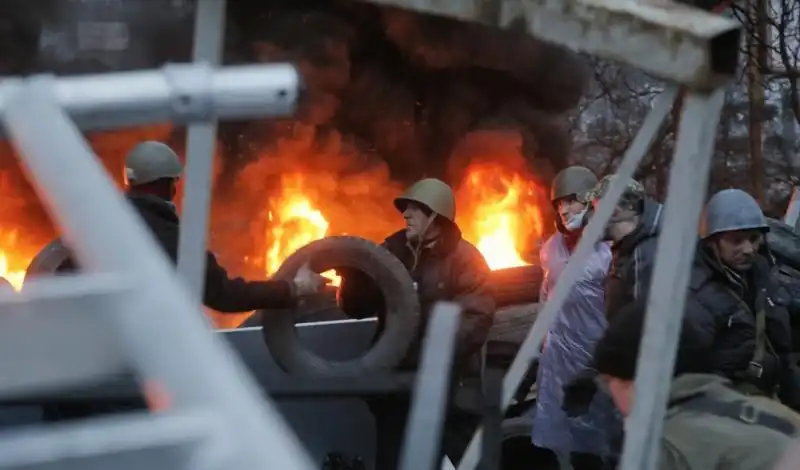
top-left (550, 166), bottom-right (598, 202)
top-left (394, 178), bottom-right (456, 221)
top-left (124, 141), bottom-right (184, 186)
top-left (578, 174), bottom-right (646, 205)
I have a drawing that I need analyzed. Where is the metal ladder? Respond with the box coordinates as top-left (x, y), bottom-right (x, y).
top-left (0, 1), bottom-right (742, 470)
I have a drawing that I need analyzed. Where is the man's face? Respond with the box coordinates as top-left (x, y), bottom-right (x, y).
top-left (713, 229), bottom-right (764, 271)
top-left (592, 199), bottom-right (631, 242)
top-left (403, 202), bottom-right (435, 241)
top-left (556, 198), bottom-right (587, 230)
top-left (592, 199), bottom-right (638, 242)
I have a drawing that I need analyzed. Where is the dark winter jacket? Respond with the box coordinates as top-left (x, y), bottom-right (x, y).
top-left (684, 245), bottom-right (800, 407)
top-left (338, 226), bottom-right (496, 373)
top-left (57, 192), bottom-right (297, 313)
top-left (604, 199), bottom-right (664, 319)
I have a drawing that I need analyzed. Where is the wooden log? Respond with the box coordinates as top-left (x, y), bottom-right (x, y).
top-left (488, 265), bottom-right (543, 307)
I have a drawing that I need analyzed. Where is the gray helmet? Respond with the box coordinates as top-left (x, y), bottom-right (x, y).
top-left (124, 141), bottom-right (183, 186)
top-left (551, 166), bottom-right (598, 202)
top-left (699, 189), bottom-right (768, 239)
top-left (394, 178), bottom-right (456, 221)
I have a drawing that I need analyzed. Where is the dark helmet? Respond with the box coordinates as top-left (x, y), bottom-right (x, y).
top-left (394, 178), bottom-right (456, 221)
top-left (699, 189), bottom-right (768, 239)
top-left (551, 166), bottom-right (598, 202)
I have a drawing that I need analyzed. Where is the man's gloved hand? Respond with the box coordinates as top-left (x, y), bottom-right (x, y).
top-left (292, 263), bottom-right (329, 297)
top-left (562, 369), bottom-right (599, 417)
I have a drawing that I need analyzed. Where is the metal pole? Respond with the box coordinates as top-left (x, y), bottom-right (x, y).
top-left (399, 303), bottom-right (462, 470)
top-left (1, 79), bottom-right (315, 470)
top-left (619, 88), bottom-right (726, 470)
top-left (0, 64), bottom-right (299, 134)
top-left (476, 368), bottom-right (503, 470)
top-left (456, 86), bottom-right (680, 470)
top-left (177, 0), bottom-right (227, 298)
top-left (0, 408), bottom-right (220, 470)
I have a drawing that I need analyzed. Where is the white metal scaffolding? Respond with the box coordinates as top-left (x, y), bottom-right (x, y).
top-left (0, 0), bottom-right (742, 469)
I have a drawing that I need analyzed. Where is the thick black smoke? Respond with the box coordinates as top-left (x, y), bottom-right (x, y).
top-left (0, 0), bottom-right (587, 185)
top-left (221, 0), bottom-right (589, 189)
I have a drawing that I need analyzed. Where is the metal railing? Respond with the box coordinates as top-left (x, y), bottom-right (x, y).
top-left (0, 0), bottom-right (742, 469)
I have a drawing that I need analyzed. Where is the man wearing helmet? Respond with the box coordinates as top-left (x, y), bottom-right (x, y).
top-left (338, 178), bottom-right (495, 470)
top-left (593, 298), bottom-right (800, 470)
top-left (578, 174), bottom-right (664, 318)
top-left (57, 141), bottom-right (328, 312)
top-left (684, 189), bottom-right (800, 405)
top-left (532, 166), bottom-right (620, 470)
top-left (562, 175), bottom-right (664, 428)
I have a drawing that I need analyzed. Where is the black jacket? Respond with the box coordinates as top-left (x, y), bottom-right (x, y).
top-left (338, 226), bottom-right (496, 371)
top-left (605, 199), bottom-right (664, 319)
top-left (685, 245), bottom-right (800, 405)
top-left (57, 193), bottom-right (297, 313)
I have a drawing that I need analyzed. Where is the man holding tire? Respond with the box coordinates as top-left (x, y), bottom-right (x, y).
top-left (339, 177), bottom-right (495, 470)
top-left (532, 166), bottom-right (621, 470)
top-left (55, 141), bottom-right (328, 312)
top-left (43, 141), bottom-right (327, 422)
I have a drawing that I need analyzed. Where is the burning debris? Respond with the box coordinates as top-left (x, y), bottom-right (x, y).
top-left (0, 0), bottom-right (589, 326)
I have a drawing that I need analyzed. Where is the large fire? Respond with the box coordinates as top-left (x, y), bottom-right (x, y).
top-left (0, 162), bottom-right (545, 292)
top-left (263, 163), bottom-right (545, 281)
top-left (0, 131), bottom-right (548, 321)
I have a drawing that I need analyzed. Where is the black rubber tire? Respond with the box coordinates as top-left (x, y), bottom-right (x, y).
top-left (24, 239), bottom-right (70, 281)
top-left (488, 303), bottom-right (540, 345)
top-left (489, 265), bottom-right (542, 307)
top-left (260, 236), bottom-right (421, 377)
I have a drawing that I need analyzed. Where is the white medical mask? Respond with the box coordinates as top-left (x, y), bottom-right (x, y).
top-left (564, 208), bottom-right (588, 231)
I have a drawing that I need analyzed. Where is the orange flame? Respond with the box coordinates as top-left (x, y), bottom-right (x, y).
top-left (265, 175), bottom-right (341, 286)
top-left (456, 166), bottom-right (544, 270)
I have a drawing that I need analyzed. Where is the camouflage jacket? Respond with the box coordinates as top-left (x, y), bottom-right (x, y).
top-left (660, 374), bottom-right (800, 470)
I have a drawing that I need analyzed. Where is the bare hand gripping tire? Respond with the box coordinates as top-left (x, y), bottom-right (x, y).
top-left (24, 239), bottom-right (71, 281)
top-left (260, 236), bottom-right (421, 377)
